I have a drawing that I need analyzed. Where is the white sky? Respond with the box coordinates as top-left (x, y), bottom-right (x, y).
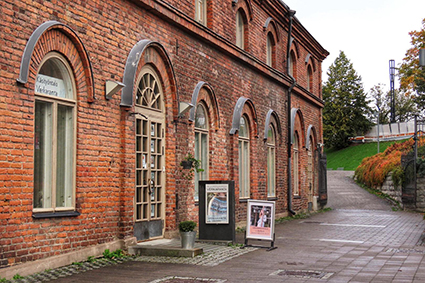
top-left (283, 0), bottom-right (425, 94)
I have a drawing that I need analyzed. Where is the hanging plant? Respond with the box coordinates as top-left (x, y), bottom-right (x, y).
top-left (180, 153), bottom-right (204, 180)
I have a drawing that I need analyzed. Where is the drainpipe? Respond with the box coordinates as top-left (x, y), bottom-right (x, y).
top-left (286, 9), bottom-right (296, 215)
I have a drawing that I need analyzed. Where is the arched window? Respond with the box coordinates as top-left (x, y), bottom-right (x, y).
top-left (293, 132), bottom-right (299, 196)
top-left (267, 125), bottom-right (276, 197)
top-left (307, 65), bottom-right (313, 92)
top-left (34, 52), bottom-right (76, 211)
top-left (266, 33), bottom-right (275, 67)
top-left (135, 66), bottom-right (163, 110)
top-left (239, 116), bottom-right (250, 198)
top-left (308, 136), bottom-right (313, 200)
top-left (236, 10), bottom-right (245, 49)
top-left (289, 50), bottom-right (297, 79)
top-left (194, 103), bottom-right (209, 201)
top-left (195, 0), bottom-right (207, 25)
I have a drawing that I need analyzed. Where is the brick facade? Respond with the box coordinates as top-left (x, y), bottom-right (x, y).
top-left (0, 0), bottom-right (328, 274)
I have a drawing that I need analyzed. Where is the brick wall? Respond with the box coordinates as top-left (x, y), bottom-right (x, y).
top-left (0, 0), bottom-right (327, 270)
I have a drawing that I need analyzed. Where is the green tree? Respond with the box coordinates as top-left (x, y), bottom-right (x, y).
top-left (323, 51), bottom-right (373, 149)
top-left (369, 84), bottom-right (417, 124)
top-left (398, 18), bottom-right (425, 116)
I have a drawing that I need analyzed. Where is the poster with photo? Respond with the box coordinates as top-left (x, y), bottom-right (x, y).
top-left (205, 183), bottom-right (229, 224)
top-left (246, 200), bottom-right (275, 240)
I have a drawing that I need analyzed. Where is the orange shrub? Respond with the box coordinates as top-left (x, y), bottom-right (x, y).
top-left (355, 138), bottom-right (418, 188)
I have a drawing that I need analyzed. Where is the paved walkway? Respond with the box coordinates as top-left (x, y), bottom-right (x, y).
top-left (14, 171), bottom-right (425, 282)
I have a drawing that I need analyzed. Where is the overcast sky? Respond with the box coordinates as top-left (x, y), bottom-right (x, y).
top-left (283, 0), bottom-right (425, 94)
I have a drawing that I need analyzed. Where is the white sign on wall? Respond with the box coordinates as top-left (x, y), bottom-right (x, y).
top-left (35, 74), bottom-right (67, 98)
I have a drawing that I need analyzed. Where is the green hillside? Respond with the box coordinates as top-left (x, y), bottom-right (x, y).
top-left (325, 140), bottom-right (408, 171)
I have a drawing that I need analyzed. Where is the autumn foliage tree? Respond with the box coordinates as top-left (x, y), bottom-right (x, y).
top-left (323, 51), bottom-right (373, 149)
top-left (398, 18), bottom-right (425, 116)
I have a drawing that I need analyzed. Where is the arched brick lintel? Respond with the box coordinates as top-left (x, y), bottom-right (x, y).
top-left (120, 40), bottom-right (178, 113)
top-left (17, 20), bottom-right (95, 102)
top-left (230, 97), bottom-right (258, 136)
top-left (188, 81), bottom-right (220, 131)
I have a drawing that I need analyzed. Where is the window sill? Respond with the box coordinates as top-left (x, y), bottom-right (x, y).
top-left (293, 195), bottom-right (301, 199)
top-left (32, 211), bottom-right (80, 219)
top-left (267, 197), bottom-right (278, 201)
top-left (239, 198), bottom-right (249, 203)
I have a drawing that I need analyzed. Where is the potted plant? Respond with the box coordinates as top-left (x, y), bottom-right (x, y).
top-left (179, 220), bottom-right (197, 249)
top-left (180, 153), bottom-right (204, 179)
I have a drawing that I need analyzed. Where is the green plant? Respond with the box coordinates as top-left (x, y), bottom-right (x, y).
top-left (178, 220), bottom-right (197, 232)
top-left (103, 249), bottom-right (124, 259)
top-left (87, 256), bottom-right (96, 263)
top-left (0, 278), bottom-right (8, 282)
top-left (180, 153), bottom-right (204, 180)
top-left (13, 274), bottom-right (24, 280)
top-left (72, 261), bottom-right (83, 266)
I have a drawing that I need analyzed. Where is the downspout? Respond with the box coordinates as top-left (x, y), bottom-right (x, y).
top-left (286, 9), bottom-right (296, 215)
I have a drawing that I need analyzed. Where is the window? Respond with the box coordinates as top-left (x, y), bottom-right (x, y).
top-left (34, 52), bottom-right (76, 212)
top-left (238, 116), bottom-right (250, 198)
top-left (236, 10), bottom-right (245, 49)
top-left (307, 65), bottom-right (313, 92)
top-left (293, 132), bottom-right (299, 196)
top-left (266, 33), bottom-right (275, 67)
top-left (308, 137), bottom-right (313, 195)
top-left (194, 103), bottom-right (209, 201)
top-left (195, 0), bottom-right (207, 25)
top-left (267, 125), bottom-right (276, 197)
top-left (289, 50), bottom-right (297, 79)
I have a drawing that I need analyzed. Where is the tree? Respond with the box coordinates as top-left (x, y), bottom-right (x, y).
top-left (398, 18), bottom-right (425, 116)
top-left (323, 51), bottom-right (373, 149)
top-left (369, 84), bottom-right (417, 124)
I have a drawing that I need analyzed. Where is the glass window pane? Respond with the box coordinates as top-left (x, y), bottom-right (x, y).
top-left (56, 104), bottom-right (74, 208)
top-left (239, 117), bottom-right (247, 137)
top-left (195, 105), bottom-right (207, 129)
top-left (37, 57), bottom-right (73, 99)
top-left (34, 101), bottom-right (53, 209)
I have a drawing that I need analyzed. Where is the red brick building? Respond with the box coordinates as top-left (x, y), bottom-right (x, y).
top-left (0, 0), bottom-right (328, 276)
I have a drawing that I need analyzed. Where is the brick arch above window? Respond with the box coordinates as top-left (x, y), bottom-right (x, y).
top-left (230, 97), bottom-right (258, 136)
top-left (263, 17), bottom-right (280, 43)
top-left (291, 108), bottom-right (306, 147)
top-left (121, 40), bottom-right (178, 116)
top-left (263, 109), bottom-right (281, 141)
top-left (189, 81), bottom-right (220, 131)
top-left (17, 20), bottom-right (94, 102)
top-left (306, 125), bottom-right (317, 150)
top-left (305, 53), bottom-right (317, 72)
top-left (232, 0), bottom-right (253, 21)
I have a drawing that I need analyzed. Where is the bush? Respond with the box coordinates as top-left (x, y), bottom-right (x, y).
top-left (355, 138), bottom-right (416, 188)
top-left (179, 220), bottom-right (197, 232)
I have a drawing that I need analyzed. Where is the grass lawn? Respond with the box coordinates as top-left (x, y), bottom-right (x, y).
top-left (325, 140), bottom-right (408, 171)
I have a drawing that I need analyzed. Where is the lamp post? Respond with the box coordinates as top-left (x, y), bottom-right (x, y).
top-left (389, 59), bottom-right (396, 123)
top-left (420, 49), bottom-right (425, 67)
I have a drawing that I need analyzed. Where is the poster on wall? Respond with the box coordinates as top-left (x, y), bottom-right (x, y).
top-left (205, 183), bottom-right (229, 224)
top-left (246, 200), bottom-right (275, 241)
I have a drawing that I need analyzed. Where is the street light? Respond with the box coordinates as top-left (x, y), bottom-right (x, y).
top-left (389, 59), bottom-right (396, 123)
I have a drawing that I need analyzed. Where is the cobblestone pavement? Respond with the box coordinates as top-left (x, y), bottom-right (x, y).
top-left (7, 171), bottom-right (425, 282)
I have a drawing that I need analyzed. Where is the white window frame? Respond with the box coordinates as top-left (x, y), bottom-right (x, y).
top-left (267, 125), bottom-right (276, 198)
top-left (33, 52), bottom-right (77, 213)
top-left (236, 10), bottom-right (245, 49)
top-left (293, 132), bottom-right (299, 196)
top-left (266, 33), bottom-right (273, 66)
top-left (194, 103), bottom-right (209, 202)
top-left (195, 0), bottom-right (207, 25)
top-left (239, 116), bottom-right (250, 199)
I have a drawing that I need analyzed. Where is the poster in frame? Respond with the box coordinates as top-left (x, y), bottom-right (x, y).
top-left (246, 200), bottom-right (275, 241)
top-left (205, 183), bottom-right (229, 224)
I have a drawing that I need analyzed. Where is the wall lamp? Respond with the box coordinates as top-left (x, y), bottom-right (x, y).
top-left (420, 49), bottom-right (425, 67)
top-left (105, 80), bottom-right (125, 100)
top-left (178, 102), bottom-right (194, 118)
